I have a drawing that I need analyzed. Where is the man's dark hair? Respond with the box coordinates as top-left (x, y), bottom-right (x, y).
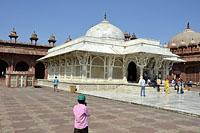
top-left (78, 100), bottom-right (87, 106)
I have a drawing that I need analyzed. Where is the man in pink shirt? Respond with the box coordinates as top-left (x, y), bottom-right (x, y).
top-left (73, 94), bottom-right (90, 133)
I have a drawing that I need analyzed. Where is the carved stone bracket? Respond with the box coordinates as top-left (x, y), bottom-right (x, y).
top-left (155, 56), bottom-right (163, 69)
top-left (60, 59), bottom-right (65, 67)
top-left (135, 54), bottom-right (149, 67)
top-left (106, 55), bottom-right (115, 80)
top-left (76, 52), bottom-right (90, 65)
top-left (65, 59), bottom-right (71, 65)
top-left (168, 61), bottom-right (174, 70)
top-left (135, 53), bottom-right (149, 78)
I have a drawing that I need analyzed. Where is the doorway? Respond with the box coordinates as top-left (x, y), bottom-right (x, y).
top-left (35, 62), bottom-right (45, 79)
top-left (0, 59), bottom-right (8, 78)
top-left (0, 60), bottom-right (8, 86)
top-left (127, 62), bottom-right (137, 82)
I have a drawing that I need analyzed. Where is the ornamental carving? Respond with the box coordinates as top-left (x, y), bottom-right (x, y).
top-left (135, 54), bottom-right (149, 67)
top-left (155, 57), bottom-right (163, 68)
top-left (76, 53), bottom-right (90, 65)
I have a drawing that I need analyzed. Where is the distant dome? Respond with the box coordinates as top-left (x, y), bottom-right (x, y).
top-left (168, 23), bottom-right (200, 48)
top-left (85, 20), bottom-right (125, 40)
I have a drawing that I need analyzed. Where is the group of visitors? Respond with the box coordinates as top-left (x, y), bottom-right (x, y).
top-left (138, 75), bottom-right (196, 97)
top-left (139, 76), bottom-right (171, 96)
top-left (171, 78), bottom-right (193, 94)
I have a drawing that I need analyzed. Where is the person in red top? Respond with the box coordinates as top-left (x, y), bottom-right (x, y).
top-left (73, 94), bottom-right (90, 133)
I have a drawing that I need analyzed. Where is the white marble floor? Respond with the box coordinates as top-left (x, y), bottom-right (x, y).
top-left (78, 86), bottom-right (200, 116)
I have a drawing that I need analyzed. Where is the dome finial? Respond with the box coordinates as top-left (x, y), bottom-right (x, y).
top-left (104, 12), bottom-right (107, 20)
top-left (186, 22), bottom-right (190, 29)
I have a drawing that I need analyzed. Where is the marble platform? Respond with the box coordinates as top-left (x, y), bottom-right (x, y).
top-left (78, 86), bottom-right (200, 117)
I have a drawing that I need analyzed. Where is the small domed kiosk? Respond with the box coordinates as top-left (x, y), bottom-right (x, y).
top-left (38, 15), bottom-right (181, 89)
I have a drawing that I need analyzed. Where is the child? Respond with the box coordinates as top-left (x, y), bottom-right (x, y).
top-left (73, 94), bottom-right (90, 133)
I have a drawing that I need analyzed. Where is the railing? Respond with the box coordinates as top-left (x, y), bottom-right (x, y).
top-left (6, 71), bottom-right (34, 75)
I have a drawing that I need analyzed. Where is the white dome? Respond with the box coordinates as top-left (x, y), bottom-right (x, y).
top-left (85, 20), bottom-right (125, 40)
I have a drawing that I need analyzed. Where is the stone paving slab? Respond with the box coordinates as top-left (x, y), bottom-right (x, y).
top-left (0, 86), bottom-right (200, 133)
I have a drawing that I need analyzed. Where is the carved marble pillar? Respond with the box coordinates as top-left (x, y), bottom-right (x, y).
top-left (122, 56), bottom-right (128, 81)
top-left (162, 61), bottom-right (166, 79)
top-left (164, 61), bottom-right (173, 77)
top-left (154, 56), bottom-right (163, 78)
top-left (108, 56), bottom-right (115, 80)
top-left (60, 58), bottom-right (65, 79)
top-left (164, 61), bottom-right (174, 80)
top-left (64, 58), bottom-right (71, 79)
top-left (54, 60), bottom-right (59, 77)
top-left (76, 53), bottom-right (89, 79)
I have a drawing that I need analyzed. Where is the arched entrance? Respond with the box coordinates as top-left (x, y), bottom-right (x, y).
top-left (127, 62), bottom-right (137, 82)
top-left (0, 60), bottom-right (8, 78)
top-left (15, 61), bottom-right (29, 71)
top-left (35, 62), bottom-right (45, 79)
top-left (91, 57), bottom-right (104, 79)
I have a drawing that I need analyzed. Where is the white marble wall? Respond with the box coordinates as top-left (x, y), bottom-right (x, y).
top-left (46, 52), bottom-right (172, 83)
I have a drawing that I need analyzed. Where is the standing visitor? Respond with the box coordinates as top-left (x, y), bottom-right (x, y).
top-left (171, 79), bottom-right (175, 85)
top-left (174, 78), bottom-right (178, 90)
top-left (143, 72), bottom-right (148, 83)
top-left (147, 78), bottom-right (151, 86)
top-left (73, 94), bottom-right (90, 133)
top-left (139, 76), bottom-right (146, 97)
top-left (187, 80), bottom-right (192, 91)
top-left (177, 78), bottom-right (180, 94)
top-left (164, 78), bottom-right (170, 94)
top-left (156, 78), bottom-right (161, 92)
top-left (180, 78), bottom-right (184, 94)
top-left (53, 76), bottom-right (59, 92)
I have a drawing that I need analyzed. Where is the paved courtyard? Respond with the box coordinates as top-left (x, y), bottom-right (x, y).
top-left (0, 86), bottom-right (200, 133)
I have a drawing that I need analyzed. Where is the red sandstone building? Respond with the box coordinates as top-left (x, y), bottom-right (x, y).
top-left (168, 23), bottom-right (200, 84)
top-left (0, 29), bottom-right (55, 87)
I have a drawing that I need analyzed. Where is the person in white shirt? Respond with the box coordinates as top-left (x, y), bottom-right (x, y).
top-left (138, 76), bottom-right (146, 97)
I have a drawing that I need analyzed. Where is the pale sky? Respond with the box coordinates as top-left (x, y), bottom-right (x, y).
top-left (0, 0), bottom-right (200, 45)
